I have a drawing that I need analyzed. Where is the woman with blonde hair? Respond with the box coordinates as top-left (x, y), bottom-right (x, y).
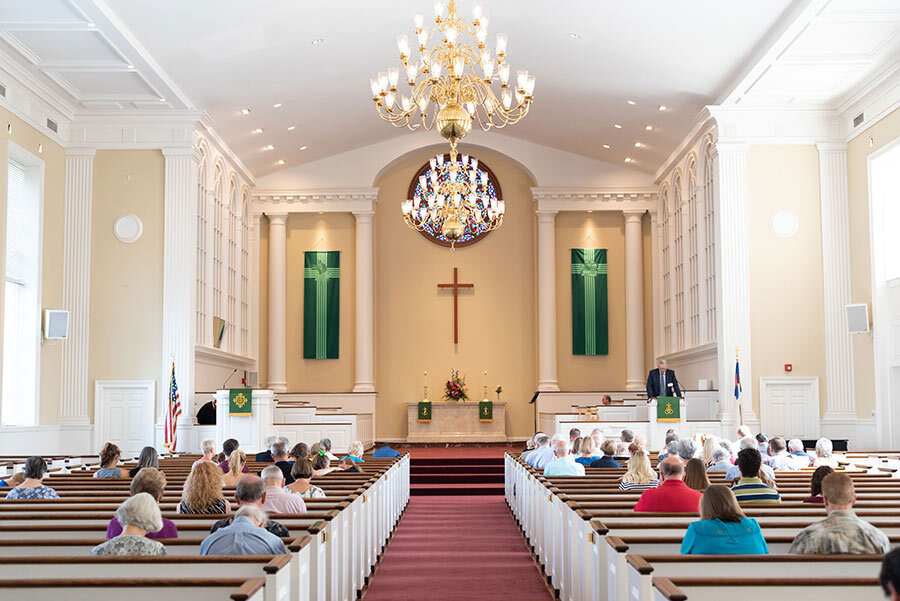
top-left (343, 441), bottom-right (365, 463)
top-left (222, 450), bottom-right (247, 488)
top-left (684, 458), bottom-right (711, 492)
top-left (575, 436), bottom-right (601, 466)
top-left (681, 485), bottom-right (768, 554)
top-left (178, 461), bottom-right (231, 515)
top-left (618, 449), bottom-right (659, 491)
top-left (702, 436), bottom-right (718, 467)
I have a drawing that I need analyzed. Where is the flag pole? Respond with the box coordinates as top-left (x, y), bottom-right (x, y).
top-left (735, 348), bottom-right (744, 426)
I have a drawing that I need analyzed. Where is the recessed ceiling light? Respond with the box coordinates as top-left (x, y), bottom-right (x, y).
top-left (634, 142), bottom-right (643, 148)
top-left (645, 125), bottom-right (653, 131)
top-left (287, 126), bottom-right (296, 131)
top-left (299, 145), bottom-right (308, 151)
top-left (624, 157), bottom-right (633, 163)
top-left (613, 124), bottom-right (622, 129)
top-left (87, 22), bottom-right (95, 27)
top-left (602, 144), bottom-right (610, 149)
top-left (265, 144), bottom-right (275, 150)
top-left (658, 105), bottom-right (668, 111)
top-left (241, 108), bottom-right (251, 115)
top-left (126, 64), bottom-right (135, 70)
top-left (311, 38), bottom-right (324, 46)
top-left (158, 97), bottom-right (166, 102)
top-left (273, 103), bottom-right (283, 108)
top-left (277, 159), bottom-right (285, 165)
top-left (568, 32), bottom-right (582, 39)
top-left (253, 128), bottom-right (263, 134)
top-left (626, 100), bottom-right (636, 106)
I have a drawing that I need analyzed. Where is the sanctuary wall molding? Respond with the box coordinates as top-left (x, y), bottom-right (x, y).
top-left (531, 188), bottom-right (658, 213)
top-left (839, 63), bottom-right (900, 142)
top-left (0, 51), bottom-right (73, 146)
top-left (252, 189), bottom-right (378, 214)
top-left (707, 106), bottom-right (845, 145)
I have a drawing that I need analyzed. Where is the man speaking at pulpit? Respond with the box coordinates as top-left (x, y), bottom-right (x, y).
top-left (646, 359), bottom-right (682, 401)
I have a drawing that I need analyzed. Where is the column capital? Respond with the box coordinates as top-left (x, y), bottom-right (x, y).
top-left (816, 142), bottom-right (847, 153)
top-left (648, 208), bottom-right (658, 222)
top-left (162, 146), bottom-right (202, 161)
top-left (535, 210), bottom-right (558, 222)
top-left (623, 210), bottom-right (645, 223)
top-left (353, 211), bottom-right (375, 223)
top-left (714, 141), bottom-right (748, 155)
top-left (266, 212), bottom-right (289, 225)
top-left (65, 147), bottom-right (96, 159)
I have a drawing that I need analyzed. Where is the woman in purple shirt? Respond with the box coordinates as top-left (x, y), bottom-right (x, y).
top-left (106, 467), bottom-right (178, 539)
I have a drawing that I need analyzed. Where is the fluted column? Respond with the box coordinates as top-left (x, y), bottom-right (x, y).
top-left (161, 148), bottom-right (199, 428)
top-left (818, 143), bottom-right (856, 420)
top-left (715, 143), bottom-right (756, 425)
top-left (624, 210), bottom-right (646, 391)
top-left (267, 213), bottom-right (288, 392)
top-left (250, 214), bottom-right (261, 365)
top-left (650, 210), bottom-right (661, 362)
top-left (537, 210), bottom-right (560, 391)
top-left (353, 211), bottom-right (375, 393)
top-left (59, 148), bottom-right (95, 426)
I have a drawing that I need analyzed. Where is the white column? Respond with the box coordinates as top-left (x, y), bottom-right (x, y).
top-left (715, 143), bottom-right (756, 426)
top-left (537, 210), bottom-right (560, 391)
top-left (161, 148), bottom-right (199, 432)
top-left (650, 209), bottom-right (661, 363)
top-left (817, 143), bottom-right (856, 420)
top-left (624, 210), bottom-right (646, 391)
top-left (267, 213), bottom-right (288, 392)
top-left (353, 211), bottom-right (375, 393)
top-left (250, 214), bottom-right (261, 367)
top-left (59, 148), bottom-right (95, 426)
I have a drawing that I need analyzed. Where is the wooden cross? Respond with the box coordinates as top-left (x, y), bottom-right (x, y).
top-left (437, 267), bottom-right (474, 344)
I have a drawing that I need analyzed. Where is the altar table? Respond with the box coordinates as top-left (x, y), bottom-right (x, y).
top-left (406, 401), bottom-right (507, 443)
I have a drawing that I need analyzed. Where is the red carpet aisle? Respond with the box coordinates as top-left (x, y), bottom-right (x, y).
top-left (363, 495), bottom-right (553, 601)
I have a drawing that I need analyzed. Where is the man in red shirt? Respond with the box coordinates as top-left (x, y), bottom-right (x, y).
top-left (633, 456), bottom-right (702, 512)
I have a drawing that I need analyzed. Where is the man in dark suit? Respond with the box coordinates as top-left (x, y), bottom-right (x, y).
top-left (646, 359), bottom-right (682, 400)
top-left (255, 436), bottom-right (277, 463)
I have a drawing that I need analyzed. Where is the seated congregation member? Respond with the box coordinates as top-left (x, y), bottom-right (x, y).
top-left (600, 394), bottom-right (612, 406)
top-left (633, 434), bottom-right (647, 451)
top-left (312, 450), bottom-right (341, 476)
top-left (192, 439), bottom-right (218, 468)
top-left (521, 437), bottom-right (536, 458)
top-left (575, 436), bottom-right (601, 466)
top-left (634, 457), bottom-right (702, 512)
top-left (5, 456), bottom-right (58, 499)
top-left (731, 448), bottom-right (781, 504)
top-left (619, 449), bottom-right (659, 491)
top-left (343, 440), bottom-right (366, 463)
top-left (803, 466), bottom-right (834, 504)
top-left (107, 467), bottom-right (178, 539)
top-left (681, 485), bottom-right (768, 555)
top-left (734, 424), bottom-right (753, 448)
top-left (621, 429), bottom-right (635, 446)
top-left (222, 450), bottom-right (248, 488)
top-left (285, 456), bottom-right (327, 499)
top-left (92, 493), bottom-right (167, 556)
top-left (372, 443), bottom-right (400, 458)
top-left (684, 458), bottom-right (710, 492)
top-left (813, 437), bottom-right (839, 468)
top-left (525, 434), bottom-right (554, 469)
top-left (211, 475), bottom-right (289, 537)
top-left (764, 436), bottom-right (796, 471)
top-left (95, 442), bottom-right (125, 478)
top-left (589, 428), bottom-right (603, 447)
top-left (289, 442), bottom-right (309, 465)
top-left (266, 441), bottom-right (295, 485)
top-left (178, 461), bottom-right (231, 514)
top-left (656, 431), bottom-right (679, 461)
top-left (0, 472), bottom-right (24, 487)
top-left (707, 448), bottom-right (733, 473)
top-left (340, 456), bottom-right (363, 472)
top-left (677, 438), bottom-right (698, 463)
top-left (881, 548), bottom-right (900, 601)
top-left (702, 436), bottom-right (718, 467)
top-left (218, 438), bottom-right (248, 474)
top-left (571, 436), bottom-right (583, 456)
top-left (726, 437), bottom-right (775, 481)
top-left (255, 436), bottom-right (277, 462)
top-left (568, 428), bottom-right (581, 450)
top-left (614, 442), bottom-right (630, 462)
top-left (543, 440), bottom-right (585, 477)
top-left (201, 505), bottom-right (287, 556)
top-left (788, 438), bottom-right (815, 467)
top-left (129, 446), bottom-right (159, 478)
top-left (755, 433), bottom-right (769, 456)
top-left (590, 440), bottom-right (622, 468)
top-left (320, 438), bottom-right (339, 461)
top-left (790, 472), bottom-right (891, 555)
top-left (261, 465), bottom-right (306, 514)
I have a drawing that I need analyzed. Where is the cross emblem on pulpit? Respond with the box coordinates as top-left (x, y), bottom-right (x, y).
top-left (437, 267), bottom-right (474, 344)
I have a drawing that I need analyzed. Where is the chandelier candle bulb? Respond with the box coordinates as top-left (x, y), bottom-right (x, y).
top-left (397, 35), bottom-right (410, 57)
top-left (472, 3), bottom-right (483, 20)
top-left (496, 33), bottom-right (508, 55)
top-left (414, 13), bottom-right (425, 28)
top-left (434, 0), bottom-right (444, 16)
top-left (388, 67), bottom-right (400, 87)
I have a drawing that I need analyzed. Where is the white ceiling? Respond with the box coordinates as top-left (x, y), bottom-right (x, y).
top-left (0, 1), bottom-right (898, 180)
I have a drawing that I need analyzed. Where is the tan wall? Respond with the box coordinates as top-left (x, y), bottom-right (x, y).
top-left (846, 106), bottom-right (900, 419)
top-left (373, 147), bottom-right (537, 439)
top-left (258, 213), bottom-right (356, 392)
top-left (746, 145), bottom-right (828, 416)
top-left (0, 107), bottom-right (66, 425)
top-left (87, 150), bottom-right (164, 419)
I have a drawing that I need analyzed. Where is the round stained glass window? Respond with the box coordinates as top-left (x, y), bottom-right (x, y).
top-left (407, 155), bottom-right (503, 248)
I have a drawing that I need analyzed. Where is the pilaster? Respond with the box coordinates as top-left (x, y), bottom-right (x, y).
top-left (353, 211), bottom-right (375, 393)
top-left (623, 210), bottom-right (646, 391)
top-left (266, 213), bottom-right (289, 392)
top-left (536, 210), bottom-right (560, 391)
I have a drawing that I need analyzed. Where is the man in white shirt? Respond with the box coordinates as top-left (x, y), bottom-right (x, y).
top-left (543, 440), bottom-right (585, 477)
top-left (726, 436), bottom-right (775, 480)
top-left (787, 438), bottom-right (815, 468)
top-left (525, 434), bottom-right (554, 470)
top-left (764, 436), bottom-right (797, 471)
top-left (733, 425), bottom-right (753, 449)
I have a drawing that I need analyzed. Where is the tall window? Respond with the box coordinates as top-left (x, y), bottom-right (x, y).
top-left (196, 151), bottom-right (208, 345)
top-left (687, 160), bottom-right (700, 346)
top-left (703, 143), bottom-right (717, 341)
top-left (2, 155), bottom-right (41, 426)
top-left (212, 165), bottom-right (224, 342)
top-left (240, 189), bottom-right (250, 356)
top-left (672, 175), bottom-right (685, 351)
top-left (660, 187), bottom-right (671, 353)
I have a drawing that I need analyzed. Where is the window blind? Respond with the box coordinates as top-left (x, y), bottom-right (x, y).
top-left (5, 160), bottom-right (27, 284)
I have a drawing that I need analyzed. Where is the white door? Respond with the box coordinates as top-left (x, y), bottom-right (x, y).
top-left (94, 381), bottom-right (156, 455)
top-left (759, 377), bottom-right (819, 439)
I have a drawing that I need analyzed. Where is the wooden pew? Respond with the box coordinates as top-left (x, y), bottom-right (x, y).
top-left (651, 576), bottom-right (883, 601)
top-left (0, 576), bottom-right (266, 601)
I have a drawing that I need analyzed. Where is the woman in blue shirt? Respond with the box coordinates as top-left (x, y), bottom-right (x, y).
top-left (681, 484), bottom-right (769, 555)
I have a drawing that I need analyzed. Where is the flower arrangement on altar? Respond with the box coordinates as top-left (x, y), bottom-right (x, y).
top-left (495, 385), bottom-right (503, 401)
top-left (444, 370), bottom-right (469, 402)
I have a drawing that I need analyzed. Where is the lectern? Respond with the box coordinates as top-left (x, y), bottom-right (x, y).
top-left (215, 389), bottom-right (275, 453)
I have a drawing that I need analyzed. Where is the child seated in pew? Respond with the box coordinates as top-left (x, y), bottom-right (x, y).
top-left (107, 468), bottom-right (178, 539)
top-left (340, 456), bottom-right (364, 473)
top-left (94, 442), bottom-right (125, 478)
top-left (4, 456), bottom-right (58, 499)
top-left (0, 471), bottom-right (23, 487)
top-left (681, 485), bottom-right (768, 555)
top-left (92, 493), bottom-right (167, 556)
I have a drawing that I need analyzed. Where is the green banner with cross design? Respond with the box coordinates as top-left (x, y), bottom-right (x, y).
top-left (417, 401), bottom-right (432, 422)
top-left (657, 396), bottom-right (681, 422)
top-left (303, 251), bottom-right (340, 359)
top-left (571, 248), bottom-right (609, 356)
top-left (479, 400), bottom-right (493, 422)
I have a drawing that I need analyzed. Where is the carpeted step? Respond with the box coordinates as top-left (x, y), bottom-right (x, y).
top-left (410, 464), bottom-right (504, 474)
top-left (411, 473), bottom-right (504, 484)
top-left (409, 457), bottom-right (505, 466)
top-left (410, 483), bottom-right (505, 496)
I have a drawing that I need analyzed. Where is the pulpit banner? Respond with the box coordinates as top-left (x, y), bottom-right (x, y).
top-left (229, 388), bottom-right (253, 417)
top-left (657, 396), bottom-right (680, 422)
top-left (417, 401), bottom-right (432, 422)
top-left (479, 400), bottom-right (493, 422)
top-left (571, 248), bottom-right (609, 355)
top-left (303, 251), bottom-right (340, 359)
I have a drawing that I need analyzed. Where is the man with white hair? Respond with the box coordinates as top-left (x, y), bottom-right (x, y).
top-left (543, 440), bottom-right (585, 477)
top-left (726, 437), bottom-right (775, 481)
top-left (634, 456), bottom-right (701, 512)
top-left (192, 440), bottom-right (217, 468)
top-left (734, 425), bottom-right (753, 447)
top-left (255, 436), bottom-right (278, 462)
top-left (525, 434), bottom-right (554, 469)
top-left (200, 505), bottom-right (287, 556)
top-left (764, 436), bottom-right (796, 471)
top-left (814, 438), bottom-right (838, 467)
top-left (646, 358), bottom-right (681, 401)
top-left (706, 447), bottom-right (732, 472)
top-left (210, 475), bottom-right (290, 538)
top-left (788, 438), bottom-right (814, 467)
top-left (268, 441), bottom-right (295, 484)
top-left (260, 465), bottom-right (306, 514)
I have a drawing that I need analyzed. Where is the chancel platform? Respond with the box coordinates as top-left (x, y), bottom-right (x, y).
top-left (406, 401), bottom-right (507, 443)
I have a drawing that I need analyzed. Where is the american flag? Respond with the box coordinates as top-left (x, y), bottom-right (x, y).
top-left (163, 362), bottom-right (181, 452)
top-left (735, 351), bottom-right (744, 424)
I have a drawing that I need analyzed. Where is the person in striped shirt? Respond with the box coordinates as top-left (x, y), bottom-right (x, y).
top-left (731, 448), bottom-right (781, 504)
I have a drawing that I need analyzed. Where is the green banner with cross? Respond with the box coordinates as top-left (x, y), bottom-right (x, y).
top-left (418, 401), bottom-right (432, 422)
top-left (571, 248), bottom-right (609, 356)
top-left (657, 396), bottom-right (681, 422)
top-left (479, 400), bottom-right (493, 422)
top-left (303, 251), bottom-right (340, 359)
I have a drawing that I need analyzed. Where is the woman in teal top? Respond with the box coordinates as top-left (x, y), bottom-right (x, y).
top-left (681, 485), bottom-right (769, 555)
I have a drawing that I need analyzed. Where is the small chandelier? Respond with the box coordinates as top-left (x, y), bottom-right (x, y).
top-left (370, 0), bottom-right (536, 149)
top-left (401, 151), bottom-right (505, 249)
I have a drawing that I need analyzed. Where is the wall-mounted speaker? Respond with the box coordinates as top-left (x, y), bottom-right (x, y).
top-left (247, 371), bottom-right (259, 387)
top-left (44, 309), bottom-right (69, 340)
top-left (846, 303), bottom-right (870, 334)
